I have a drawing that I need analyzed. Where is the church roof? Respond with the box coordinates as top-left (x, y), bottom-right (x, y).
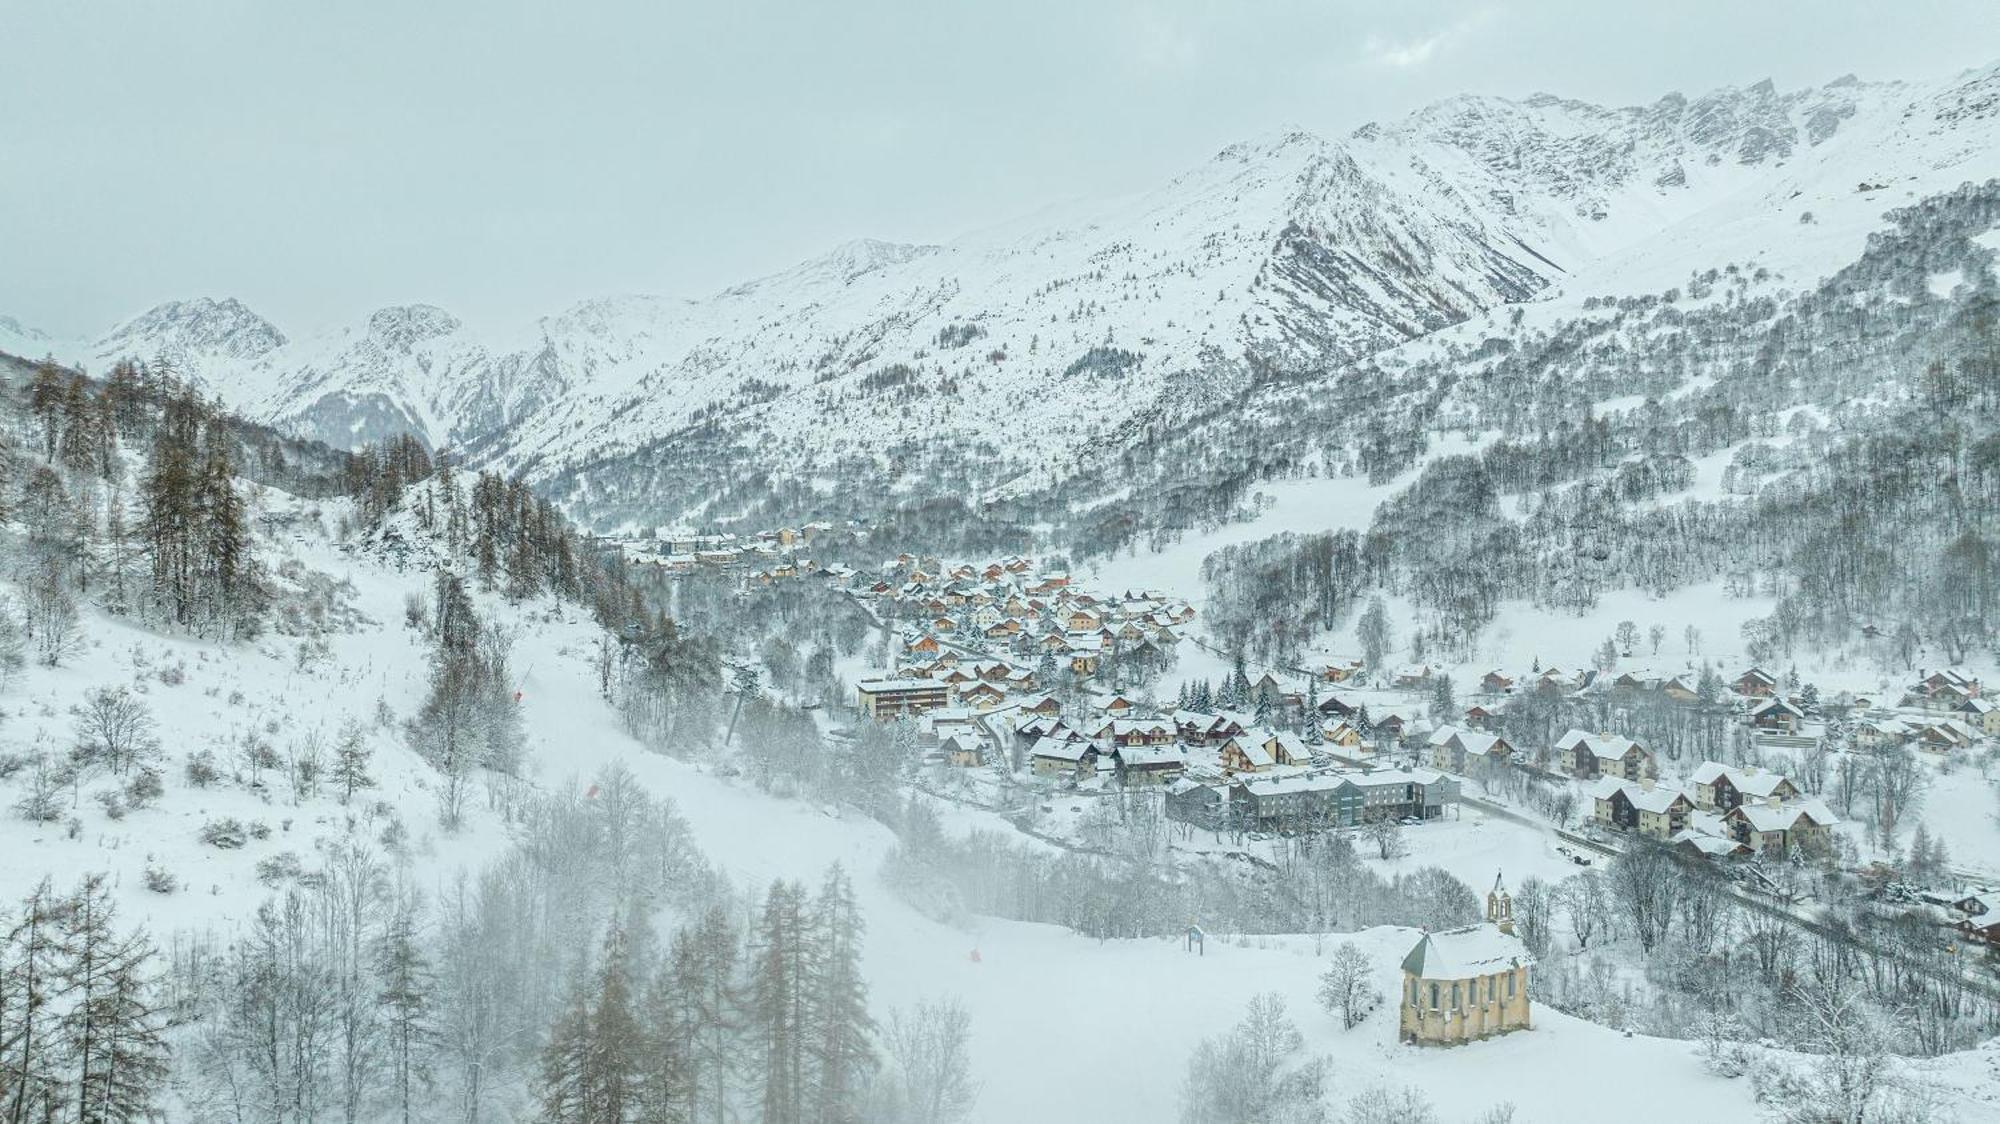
top-left (1400, 924), bottom-right (1532, 979)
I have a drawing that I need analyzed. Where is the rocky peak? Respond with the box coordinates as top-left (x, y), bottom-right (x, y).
top-left (96, 297), bottom-right (287, 365)
top-left (366, 304), bottom-right (463, 351)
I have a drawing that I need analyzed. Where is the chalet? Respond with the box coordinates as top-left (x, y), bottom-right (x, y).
top-left (1021, 695), bottom-right (1062, 718)
top-left (938, 734), bottom-right (983, 767)
top-left (1733, 667), bottom-right (1778, 698)
top-left (1219, 736), bottom-right (1277, 774)
top-left (1322, 721), bottom-right (1366, 750)
top-left (1463, 704), bottom-right (1504, 731)
top-left (1589, 778), bottom-right (1692, 841)
top-left (1371, 711), bottom-right (1411, 740)
top-left (1555, 729), bottom-right (1655, 782)
top-left (959, 682), bottom-right (1006, 710)
top-left (1914, 669), bottom-right (1982, 707)
top-left (1952, 892), bottom-right (1996, 918)
top-left (1533, 667), bottom-right (1581, 695)
top-left (1113, 745), bottom-right (1186, 788)
top-left (1165, 779), bottom-right (1232, 831)
top-left (1958, 915), bottom-right (2000, 947)
top-left (1661, 676), bottom-right (1700, 704)
top-left (1480, 670), bottom-right (1517, 695)
top-left (1093, 718), bottom-right (1175, 750)
top-left (1723, 798), bottom-right (1839, 858)
top-left (1748, 696), bottom-right (1805, 734)
top-left (1256, 730), bottom-right (1309, 768)
top-left (1426, 726), bottom-right (1514, 775)
top-left (855, 678), bottom-right (952, 720)
top-left (1961, 698), bottom-right (2000, 736)
top-left (1028, 737), bottom-right (1097, 778)
top-left (1314, 657), bottom-right (1366, 684)
top-left (1175, 711), bottom-right (1244, 747)
top-left (1316, 693), bottom-right (1360, 719)
top-left (1394, 664), bottom-right (1435, 689)
top-left (1101, 694), bottom-right (1138, 718)
top-left (1400, 884), bottom-right (1533, 1046)
top-left (905, 635), bottom-right (941, 658)
top-left (1013, 716), bottom-right (1080, 747)
top-left (1612, 669), bottom-right (1668, 692)
top-left (1028, 573), bottom-right (1070, 594)
top-left (1853, 716), bottom-right (1913, 748)
top-left (1689, 762), bottom-right (1801, 812)
top-left (1250, 673), bottom-right (1286, 704)
top-left (1917, 720), bottom-right (1978, 753)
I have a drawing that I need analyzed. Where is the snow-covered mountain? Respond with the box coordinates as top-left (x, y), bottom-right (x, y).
top-left (0, 313), bottom-right (59, 360)
top-left (44, 60), bottom-right (2000, 529)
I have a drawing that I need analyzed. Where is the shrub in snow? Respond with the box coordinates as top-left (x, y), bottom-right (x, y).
top-left (0, 751), bottom-right (30, 780)
top-left (184, 748), bottom-right (221, 788)
top-left (255, 852), bottom-right (304, 886)
top-left (143, 862), bottom-right (178, 894)
top-left (248, 820), bottom-right (273, 841)
top-left (13, 757), bottom-right (65, 822)
top-left (126, 766), bottom-right (165, 809)
top-left (200, 817), bottom-right (249, 849)
top-left (94, 790), bottom-right (128, 820)
top-left (157, 661), bottom-right (186, 686)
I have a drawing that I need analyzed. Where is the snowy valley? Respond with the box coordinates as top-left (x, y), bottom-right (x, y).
top-left (5, 44), bottom-right (2000, 1124)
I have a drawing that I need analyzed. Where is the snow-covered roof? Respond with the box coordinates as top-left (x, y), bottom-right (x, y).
top-left (1401, 924), bottom-right (1532, 979)
top-left (1688, 762), bottom-right (1794, 798)
top-left (1115, 745), bottom-right (1184, 768)
top-left (1030, 736), bottom-right (1094, 762)
top-left (1672, 830), bottom-right (1746, 857)
top-left (1555, 728), bottom-right (1646, 759)
top-left (1729, 799), bottom-right (1839, 832)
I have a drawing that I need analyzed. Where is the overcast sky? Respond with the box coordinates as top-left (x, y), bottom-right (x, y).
top-left (4, 1), bottom-right (1996, 338)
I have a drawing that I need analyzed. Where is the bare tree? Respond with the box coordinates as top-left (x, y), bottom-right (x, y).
top-left (882, 996), bottom-right (977, 1124)
top-left (70, 686), bottom-right (159, 776)
top-left (1341, 1085), bottom-right (1436, 1124)
top-left (1559, 869), bottom-right (1610, 950)
top-left (1315, 942), bottom-right (1378, 1030)
top-left (1362, 818), bottom-right (1406, 861)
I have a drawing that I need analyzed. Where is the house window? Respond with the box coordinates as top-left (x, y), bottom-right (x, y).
top-left (1507, 971), bottom-right (1517, 998)
top-left (1429, 983), bottom-right (1439, 1009)
top-left (1451, 983), bottom-right (1460, 1009)
top-left (1409, 979), bottom-right (1418, 1006)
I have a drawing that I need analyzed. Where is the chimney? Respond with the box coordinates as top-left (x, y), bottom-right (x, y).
top-left (1640, 777), bottom-right (1655, 792)
top-left (1766, 795), bottom-right (1781, 810)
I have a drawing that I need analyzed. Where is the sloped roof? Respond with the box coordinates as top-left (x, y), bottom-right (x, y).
top-left (1401, 924), bottom-right (1532, 979)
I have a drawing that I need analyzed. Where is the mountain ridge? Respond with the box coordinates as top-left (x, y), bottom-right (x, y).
top-left (20, 59), bottom-right (1999, 532)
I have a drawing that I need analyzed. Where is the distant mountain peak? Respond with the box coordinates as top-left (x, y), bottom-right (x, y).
top-left (96, 297), bottom-right (287, 367)
top-left (0, 315), bottom-right (49, 342)
top-left (366, 303), bottom-right (462, 350)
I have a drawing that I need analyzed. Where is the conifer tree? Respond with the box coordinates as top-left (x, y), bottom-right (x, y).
top-left (332, 721), bottom-right (377, 805)
top-left (375, 898), bottom-right (436, 1124)
top-left (808, 866), bottom-right (875, 1124)
top-left (751, 881), bottom-right (812, 1124)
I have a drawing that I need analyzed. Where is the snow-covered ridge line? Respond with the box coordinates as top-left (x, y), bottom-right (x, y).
top-left (27, 57), bottom-right (2000, 533)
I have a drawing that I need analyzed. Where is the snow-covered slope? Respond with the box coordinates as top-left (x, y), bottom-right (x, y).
top-left (55, 59), bottom-right (2000, 528)
top-left (0, 314), bottom-right (60, 360)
